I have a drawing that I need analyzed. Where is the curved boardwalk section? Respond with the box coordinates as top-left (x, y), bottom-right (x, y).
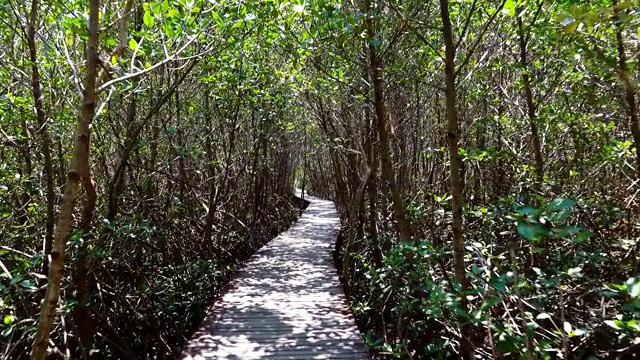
top-left (180, 195), bottom-right (369, 359)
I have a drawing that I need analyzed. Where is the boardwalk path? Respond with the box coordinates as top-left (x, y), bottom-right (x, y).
top-left (180, 195), bottom-right (369, 359)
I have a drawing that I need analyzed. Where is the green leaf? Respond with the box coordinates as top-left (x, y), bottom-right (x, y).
top-left (503, 0), bottom-right (516, 17)
top-left (626, 277), bottom-right (640, 298)
top-left (549, 208), bottom-right (572, 222)
top-left (627, 319), bottom-right (640, 332)
top-left (129, 38), bottom-right (138, 51)
top-left (564, 21), bottom-right (578, 34)
top-left (3, 315), bottom-right (14, 325)
top-left (481, 296), bottom-right (502, 310)
top-left (490, 277), bottom-right (506, 293)
top-left (573, 231), bottom-right (592, 244)
top-left (19, 279), bottom-right (37, 292)
top-left (517, 220), bottom-right (536, 240)
top-left (614, 1), bottom-right (632, 11)
top-left (144, 11), bottom-right (155, 28)
top-left (212, 11), bottom-right (224, 28)
top-left (549, 198), bottom-right (576, 210)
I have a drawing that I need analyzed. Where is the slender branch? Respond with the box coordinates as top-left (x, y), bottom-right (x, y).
top-left (454, 0), bottom-right (507, 79)
top-left (525, 0), bottom-right (545, 45)
top-left (386, 0), bottom-right (445, 61)
top-left (454, 0), bottom-right (479, 51)
top-left (97, 19), bottom-right (213, 93)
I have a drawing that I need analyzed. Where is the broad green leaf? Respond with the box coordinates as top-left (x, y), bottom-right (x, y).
top-left (574, 231), bottom-right (592, 242)
top-left (144, 11), bottom-right (155, 28)
top-left (614, 1), bottom-right (632, 11)
top-left (549, 198), bottom-right (576, 210)
top-left (564, 21), bottom-right (578, 33)
top-left (517, 220), bottom-right (536, 240)
top-left (627, 319), bottom-right (640, 332)
top-left (503, 0), bottom-right (516, 17)
top-left (129, 38), bottom-right (138, 51)
top-left (517, 206), bottom-right (538, 215)
top-left (549, 208), bottom-right (572, 222)
top-left (212, 11), bottom-right (224, 28)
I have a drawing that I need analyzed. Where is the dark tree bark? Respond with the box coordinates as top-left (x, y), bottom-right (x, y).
top-left (26, 0), bottom-right (56, 274)
top-left (365, 0), bottom-right (411, 241)
top-left (439, 0), bottom-right (471, 356)
top-left (517, 10), bottom-right (545, 185)
top-left (612, 0), bottom-right (640, 178)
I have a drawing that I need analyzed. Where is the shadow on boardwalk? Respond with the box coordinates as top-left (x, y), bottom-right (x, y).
top-left (179, 195), bottom-right (369, 359)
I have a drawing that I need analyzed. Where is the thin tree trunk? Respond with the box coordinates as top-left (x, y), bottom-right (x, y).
top-left (203, 93), bottom-right (218, 244)
top-left (26, 0), bottom-right (55, 274)
top-left (31, 0), bottom-right (101, 358)
top-left (439, 0), bottom-right (471, 356)
top-left (366, 100), bottom-right (381, 265)
top-left (517, 13), bottom-right (544, 185)
top-left (612, 0), bottom-right (640, 177)
top-left (365, 0), bottom-right (411, 241)
top-left (107, 94), bottom-right (136, 220)
top-left (16, 118), bottom-right (33, 245)
top-left (343, 165), bottom-right (371, 297)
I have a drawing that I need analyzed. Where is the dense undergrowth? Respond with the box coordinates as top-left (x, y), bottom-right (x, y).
top-left (353, 200), bottom-right (638, 358)
top-left (323, 188), bottom-right (640, 359)
top-left (1, 192), bottom-right (301, 359)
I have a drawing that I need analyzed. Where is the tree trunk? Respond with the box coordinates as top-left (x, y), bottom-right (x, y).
top-left (107, 94), bottom-right (136, 221)
top-left (203, 93), bottom-right (219, 245)
top-left (26, 0), bottom-right (55, 274)
top-left (31, 0), bottom-right (101, 358)
top-left (365, 0), bottom-right (411, 241)
top-left (342, 166), bottom-right (371, 297)
top-left (517, 13), bottom-right (544, 185)
top-left (439, 0), bottom-right (471, 356)
top-left (612, 0), bottom-right (640, 177)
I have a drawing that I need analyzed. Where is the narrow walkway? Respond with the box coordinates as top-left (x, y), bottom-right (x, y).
top-left (180, 195), bottom-right (369, 359)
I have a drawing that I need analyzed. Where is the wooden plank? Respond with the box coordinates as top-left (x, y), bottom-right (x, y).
top-left (179, 194), bottom-right (370, 359)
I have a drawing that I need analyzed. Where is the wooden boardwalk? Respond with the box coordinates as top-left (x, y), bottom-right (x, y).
top-left (180, 195), bottom-right (369, 359)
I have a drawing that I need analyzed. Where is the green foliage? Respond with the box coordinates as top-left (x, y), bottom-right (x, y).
top-left (2, 0), bottom-right (640, 357)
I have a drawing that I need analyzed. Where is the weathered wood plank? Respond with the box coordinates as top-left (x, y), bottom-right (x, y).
top-left (179, 194), bottom-right (369, 359)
